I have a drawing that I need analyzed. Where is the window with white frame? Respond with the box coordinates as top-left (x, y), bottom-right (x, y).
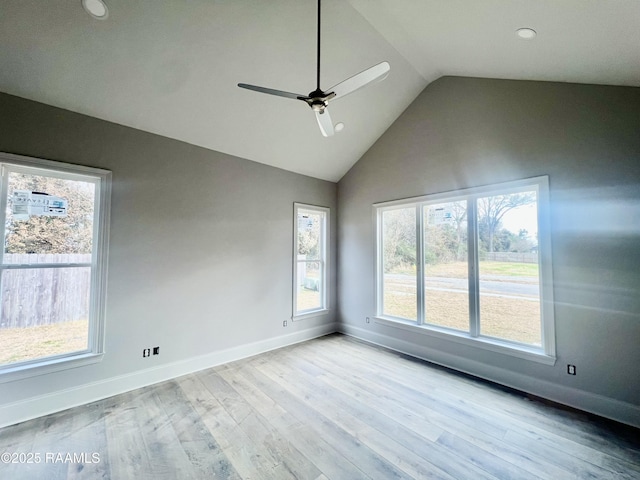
top-left (293, 203), bottom-right (329, 319)
top-left (375, 176), bottom-right (555, 363)
top-left (0, 153), bottom-right (111, 381)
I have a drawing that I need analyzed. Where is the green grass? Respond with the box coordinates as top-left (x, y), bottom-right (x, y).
top-left (383, 264), bottom-right (542, 346)
top-left (0, 319), bottom-right (88, 365)
top-left (383, 287), bottom-right (541, 345)
top-left (394, 261), bottom-right (539, 279)
top-left (479, 261), bottom-right (539, 277)
top-left (297, 287), bottom-right (321, 312)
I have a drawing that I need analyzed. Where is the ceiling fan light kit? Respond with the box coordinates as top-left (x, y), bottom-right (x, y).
top-left (238, 0), bottom-right (390, 137)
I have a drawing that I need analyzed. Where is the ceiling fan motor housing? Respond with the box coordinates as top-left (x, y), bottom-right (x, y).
top-left (304, 90), bottom-right (336, 112)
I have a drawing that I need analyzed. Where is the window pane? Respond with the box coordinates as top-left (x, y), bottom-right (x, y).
top-left (5, 172), bottom-right (95, 264)
top-left (477, 191), bottom-right (541, 345)
top-left (0, 267), bottom-right (91, 365)
top-left (382, 207), bottom-right (417, 320)
top-left (424, 201), bottom-right (469, 331)
top-left (296, 261), bottom-right (322, 312)
top-left (297, 210), bottom-right (323, 260)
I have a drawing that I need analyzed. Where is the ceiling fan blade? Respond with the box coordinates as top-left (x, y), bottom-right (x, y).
top-left (238, 83), bottom-right (308, 101)
top-left (315, 109), bottom-right (335, 137)
top-left (328, 61), bottom-right (390, 100)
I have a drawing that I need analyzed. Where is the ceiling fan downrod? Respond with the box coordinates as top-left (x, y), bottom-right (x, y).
top-left (237, 0), bottom-right (391, 136)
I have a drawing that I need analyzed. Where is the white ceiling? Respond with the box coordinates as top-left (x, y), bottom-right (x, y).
top-left (1, 1), bottom-right (639, 182)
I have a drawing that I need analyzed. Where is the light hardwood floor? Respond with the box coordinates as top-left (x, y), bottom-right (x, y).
top-left (1, 334), bottom-right (639, 479)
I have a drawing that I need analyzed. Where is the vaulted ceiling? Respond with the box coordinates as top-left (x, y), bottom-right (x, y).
top-left (1, 1), bottom-right (638, 181)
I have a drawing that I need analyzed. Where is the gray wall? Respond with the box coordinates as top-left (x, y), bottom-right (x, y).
top-left (338, 77), bottom-right (640, 424)
top-left (2, 77), bottom-right (639, 427)
top-left (0, 92), bottom-right (337, 414)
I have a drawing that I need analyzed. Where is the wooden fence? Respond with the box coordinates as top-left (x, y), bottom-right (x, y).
top-left (0, 254), bottom-right (91, 329)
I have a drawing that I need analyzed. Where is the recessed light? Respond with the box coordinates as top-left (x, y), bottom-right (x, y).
top-left (516, 28), bottom-right (537, 39)
top-left (335, 122), bottom-right (345, 133)
top-left (82, 0), bottom-right (108, 20)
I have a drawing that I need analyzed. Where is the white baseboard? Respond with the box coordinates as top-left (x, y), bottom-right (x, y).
top-left (339, 324), bottom-right (640, 429)
top-left (0, 322), bottom-right (338, 429)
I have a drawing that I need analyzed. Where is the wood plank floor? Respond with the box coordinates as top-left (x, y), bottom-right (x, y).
top-left (1, 333), bottom-right (639, 479)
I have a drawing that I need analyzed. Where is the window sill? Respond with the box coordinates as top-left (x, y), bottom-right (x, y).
top-left (0, 351), bottom-right (104, 384)
top-left (374, 316), bottom-right (556, 366)
top-left (292, 309), bottom-right (330, 322)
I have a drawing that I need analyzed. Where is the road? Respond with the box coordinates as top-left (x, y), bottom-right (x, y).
top-left (385, 273), bottom-right (539, 300)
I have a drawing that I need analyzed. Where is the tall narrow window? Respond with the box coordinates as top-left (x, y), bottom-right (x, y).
top-left (375, 177), bottom-right (555, 363)
top-left (293, 203), bottom-right (329, 319)
top-left (423, 200), bottom-right (469, 331)
top-left (0, 153), bottom-right (110, 381)
top-left (380, 205), bottom-right (417, 321)
top-left (477, 191), bottom-right (541, 346)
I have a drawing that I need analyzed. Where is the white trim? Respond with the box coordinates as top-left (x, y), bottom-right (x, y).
top-left (0, 166), bottom-right (9, 268)
top-left (0, 152), bottom-right (111, 381)
top-left (0, 353), bottom-right (103, 384)
top-left (0, 323), bottom-right (338, 429)
top-left (292, 308), bottom-right (330, 322)
top-left (467, 198), bottom-right (480, 337)
top-left (0, 263), bottom-right (91, 270)
top-left (0, 152), bottom-right (110, 177)
top-left (373, 205), bottom-right (382, 318)
top-left (89, 166), bottom-right (111, 360)
top-left (340, 324), bottom-right (640, 429)
top-left (374, 316), bottom-right (555, 365)
top-left (293, 203), bottom-right (330, 319)
top-left (372, 176), bottom-right (548, 210)
top-left (415, 204), bottom-right (425, 325)
top-left (536, 177), bottom-right (556, 355)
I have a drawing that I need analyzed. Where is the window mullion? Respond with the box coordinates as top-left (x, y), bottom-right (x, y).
top-left (321, 260), bottom-right (326, 312)
top-left (0, 165), bottom-right (8, 267)
top-left (467, 198), bottom-right (480, 337)
top-left (0, 166), bottom-right (7, 327)
top-left (375, 208), bottom-right (383, 317)
top-left (293, 206), bottom-right (300, 315)
top-left (1, 263), bottom-right (92, 270)
top-left (416, 204), bottom-right (425, 325)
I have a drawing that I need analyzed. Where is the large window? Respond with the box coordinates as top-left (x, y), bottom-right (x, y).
top-left (375, 177), bottom-right (555, 363)
top-left (0, 153), bottom-right (111, 381)
top-left (293, 203), bottom-right (329, 319)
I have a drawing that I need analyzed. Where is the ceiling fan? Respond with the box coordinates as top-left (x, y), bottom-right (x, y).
top-left (238, 0), bottom-right (390, 137)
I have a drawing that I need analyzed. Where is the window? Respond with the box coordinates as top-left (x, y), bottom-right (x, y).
top-left (293, 203), bottom-right (329, 319)
top-left (0, 152), bottom-right (111, 381)
top-left (375, 177), bottom-right (555, 363)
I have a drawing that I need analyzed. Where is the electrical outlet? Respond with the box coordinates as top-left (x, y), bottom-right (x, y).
top-left (365, 317), bottom-right (370, 323)
top-left (283, 320), bottom-right (288, 327)
top-left (143, 348), bottom-right (150, 358)
top-left (153, 346), bottom-right (159, 355)
top-left (567, 364), bottom-right (576, 375)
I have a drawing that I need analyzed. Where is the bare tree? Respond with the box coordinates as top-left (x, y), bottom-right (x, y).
top-left (383, 207), bottom-right (416, 272)
top-left (450, 201), bottom-right (468, 260)
top-left (478, 193), bottom-right (535, 253)
top-left (5, 173), bottom-right (95, 255)
top-left (297, 213), bottom-right (322, 258)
